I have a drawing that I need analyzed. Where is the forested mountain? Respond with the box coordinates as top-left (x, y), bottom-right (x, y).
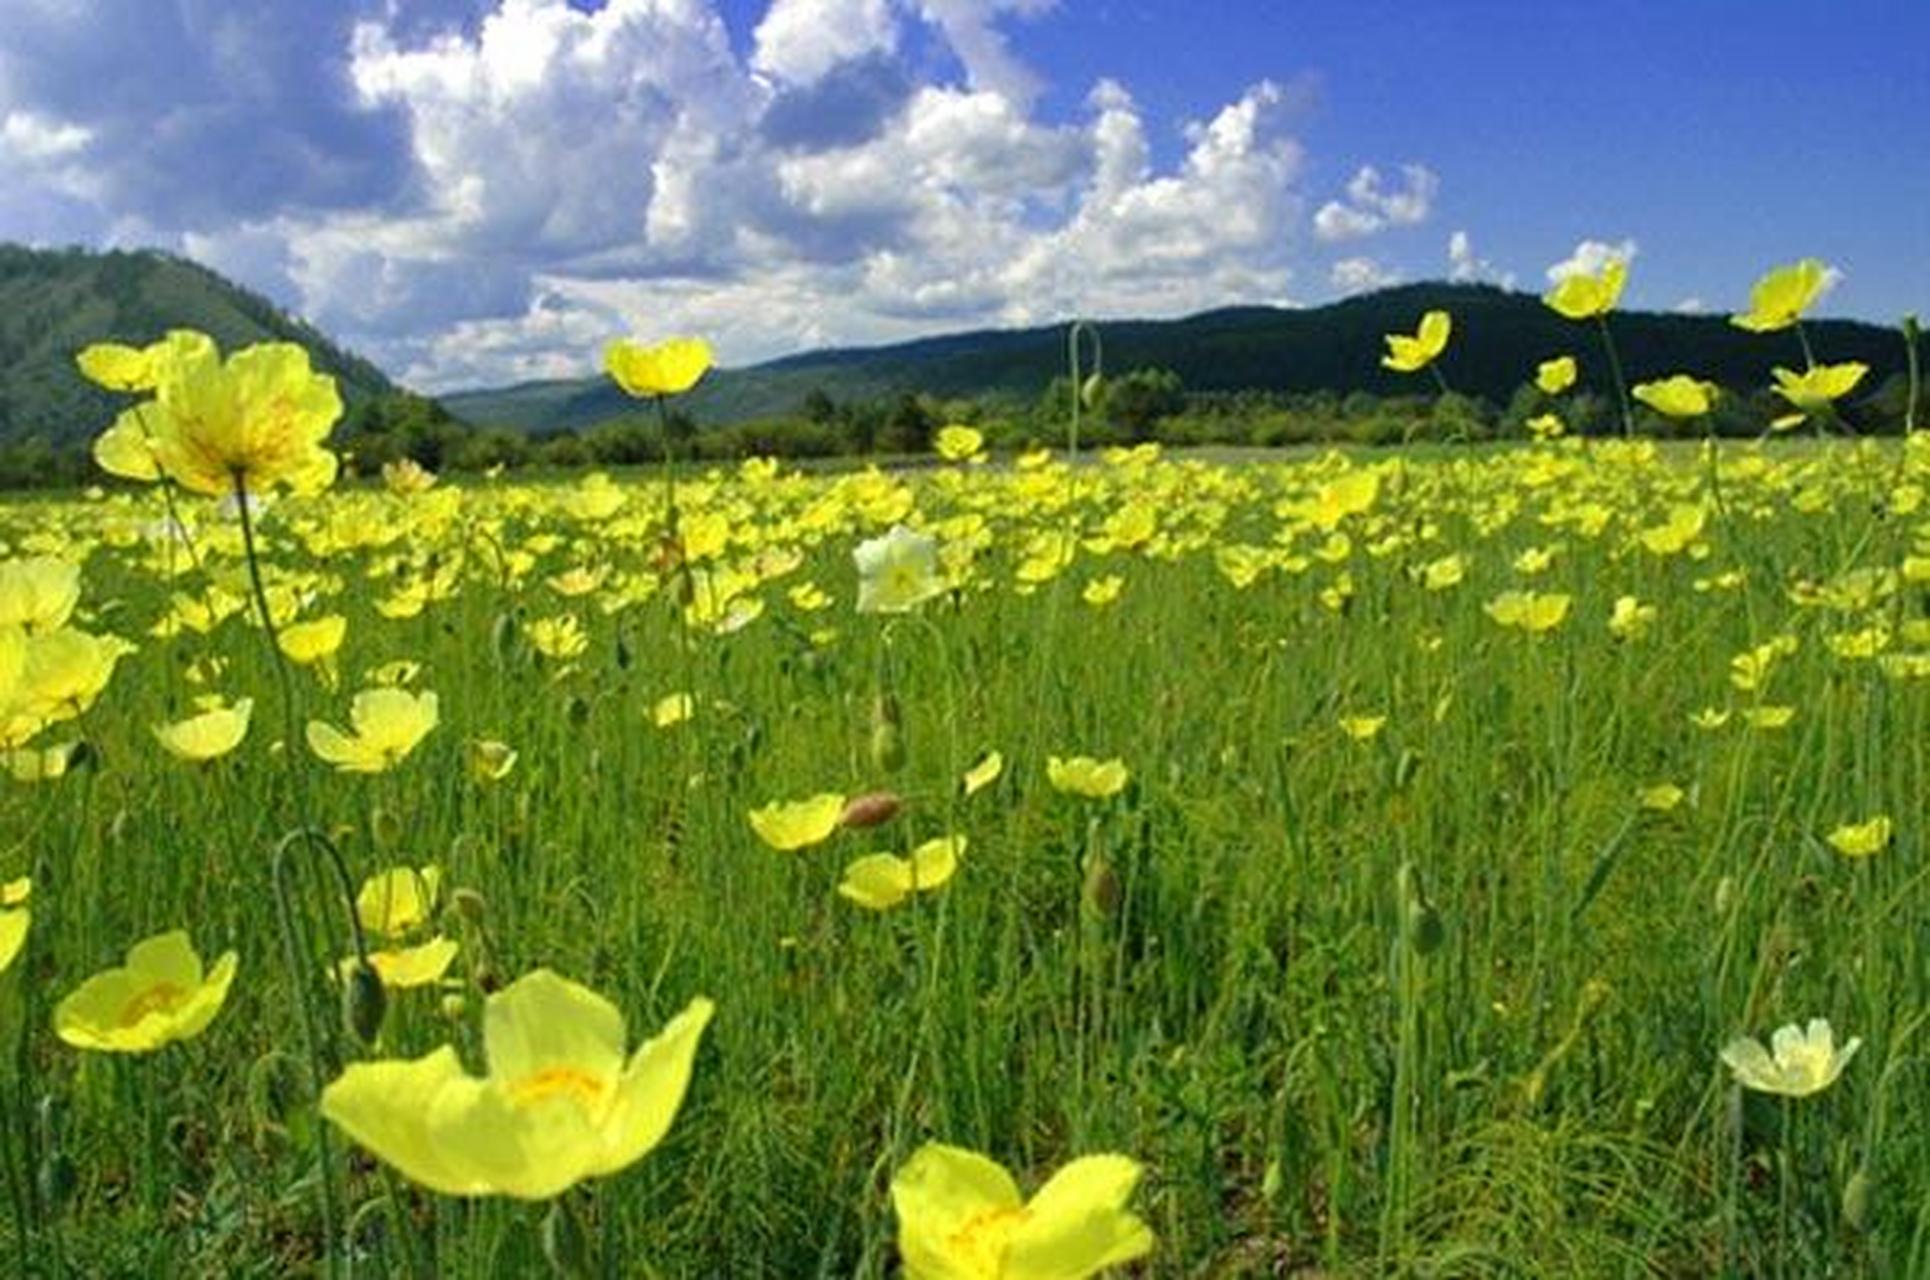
top-left (0, 244), bottom-right (396, 445)
top-left (444, 282), bottom-right (1918, 433)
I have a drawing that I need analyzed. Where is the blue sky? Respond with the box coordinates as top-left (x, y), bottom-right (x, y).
top-left (2, 0), bottom-right (1924, 390)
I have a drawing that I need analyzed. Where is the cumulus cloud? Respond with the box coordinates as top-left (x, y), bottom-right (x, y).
top-left (0, 0), bottom-right (1347, 391)
top-left (1330, 257), bottom-right (1400, 295)
top-left (1446, 229), bottom-right (1514, 287)
top-left (1312, 162), bottom-right (1437, 243)
top-left (1546, 237), bottom-right (1638, 283)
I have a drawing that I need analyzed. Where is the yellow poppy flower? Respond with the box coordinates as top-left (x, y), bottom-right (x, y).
top-left (319, 970), bottom-right (713, 1199)
top-left (0, 558), bottom-right (81, 634)
top-left (890, 1142), bottom-right (1153, 1279)
top-left (1081, 575), bottom-right (1123, 607)
top-left (1769, 362), bottom-right (1868, 429)
top-left (1543, 257), bottom-right (1628, 320)
top-left (1484, 590), bottom-right (1571, 633)
top-left (838, 836), bottom-right (963, 911)
top-left (54, 930), bottom-right (237, 1053)
top-left (1339, 715), bottom-right (1387, 742)
top-left (357, 865), bottom-right (443, 937)
top-left (1380, 310), bottom-right (1451, 373)
top-left (1731, 259), bottom-right (1830, 333)
top-left (1047, 755), bottom-right (1129, 799)
top-left (604, 336), bottom-right (713, 398)
top-left (135, 337), bottom-right (343, 497)
top-left (1827, 815), bottom-right (1892, 859)
top-left (1607, 596), bottom-right (1656, 641)
top-left (1637, 783), bottom-right (1684, 812)
top-left (1535, 355), bottom-right (1577, 395)
top-left (1632, 375), bottom-right (1717, 420)
top-left (2, 743), bottom-right (79, 783)
top-left (962, 750), bottom-right (1004, 796)
top-left (340, 936), bottom-right (460, 989)
top-left (468, 739), bottom-right (518, 783)
top-left (526, 614), bottom-right (589, 661)
top-left (651, 692), bottom-right (694, 728)
top-left (1720, 1018), bottom-right (1859, 1097)
top-left (306, 688), bottom-right (439, 773)
top-left (748, 794), bottom-right (846, 851)
top-left (279, 615), bottom-right (348, 666)
top-left (153, 697), bottom-right (253, 762)
top-left (936, 425), bottom-right (985, 462)
top-left (0, 878), bottom-right (28, 974)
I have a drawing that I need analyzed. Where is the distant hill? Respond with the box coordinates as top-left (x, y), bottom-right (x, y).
top-left (444, 282), bottom-right (1919, 434)
top-left (0, 244), bottom-right (398, 445)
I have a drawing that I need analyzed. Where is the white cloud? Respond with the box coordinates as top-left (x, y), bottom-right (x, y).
top-left (753, 0), bottom-right (898, 85)
top-left (1330, 256), bottom-right (1399, 295)
top-left (0, 0), bottom-right (1353, 391)
top-left (1546, 237), bottom-right (1637, 283)
top-left (1672, 296), bottom-right (1706, 314)
top-left (1312, 162), bottom-right (1436, 242)
top-left (1446, 229), bottom-right (1514, 287)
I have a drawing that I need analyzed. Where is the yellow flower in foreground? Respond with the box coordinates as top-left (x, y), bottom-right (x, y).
top-left (1535, 355), bottom-right (1577, 395)
top-left (139, 338), bottom-right (343, 497)
top-left (1633, 375), bottom-right (1717, 420)
top-left (153, 697), bottom-right (253, 762)
top-left (1608, 595), bottom-right (1656, 641)
top-left (936, 424), bottom-right (985, 462)
top-left (340, 936), bottom-right (460, 989)
top-left (54, 930), bottom-right (237, 1053)
top-left (604, 336), bottom-right (713, 398)
top-left (1380, 310), bottom-right (1451, 373)
top-left (1720, 1018), bottom-right (1859, 1097)
top-left (1827, 815), bottom-right (1892, 859)
top-left (855, 525), bottom-right (945, 614)
top-left (1731, 259), bottom-right (1830, 333)
top-left (748, 793), bottom-right (846, 851)
top-left (306, 688), bottom-right (439, 773)
top-left (320, 970), bottom-right (713, 1199)
top-left (891, 1142), bottom-right (1153, 1279)
top-left (1769, 362), bottom-right (1868, 430)
top-left (1544, 257), bottom-right (1628, 320)
top-left (0, 557), bottom-right (81, 634)
top-left (1047, 756), bottom-right (1129, 799)
top-left (357, 865), bottom-right (443, 937)
top-left (839, 836), bottom-right (963, 911)
top-left (962, 750), bottom-right (1004, 797)
top-left (4, 743), bottom-right (80, 783)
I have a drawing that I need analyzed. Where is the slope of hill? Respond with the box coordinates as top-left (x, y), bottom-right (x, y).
top-left (0, 244), bottom-right (397, 445)
top-left (444, 283), bottom-right (1918, 433)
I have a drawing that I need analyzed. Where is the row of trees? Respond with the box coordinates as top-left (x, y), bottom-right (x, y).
top-left (2, 365), bottom-right (1923, 491)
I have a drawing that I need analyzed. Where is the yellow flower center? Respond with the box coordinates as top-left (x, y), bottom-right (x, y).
top-left (947, 1205), bottom-right (1029, 1275)
top-left (509, 1067), bottom-right (611, 1114)
top-left (118, 982), bottom-right (187, 1028)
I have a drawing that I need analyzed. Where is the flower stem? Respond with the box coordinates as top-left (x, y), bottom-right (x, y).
top-left (1594, 314), bottom-right (1633, 437)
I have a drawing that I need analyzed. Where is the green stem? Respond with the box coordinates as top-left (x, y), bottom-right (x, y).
top-left (1594, 314), bottom-right (1634, 437)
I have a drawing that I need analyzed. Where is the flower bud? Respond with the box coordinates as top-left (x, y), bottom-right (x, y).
top-left (1842, 1166), bottom-right (1874, 1233)
top-left (1081, 851), bottom-right (1121, 920)
top-left (839, 791), bottom-right (903, 830)
top-left (369, 805), bottom-right (403, 850)
top-left (451, 887), bottom-right (489, 924)
top-left (869, 693), bottom-right (907, 774)
top-left (343, 960), bottom-right (388, 1047)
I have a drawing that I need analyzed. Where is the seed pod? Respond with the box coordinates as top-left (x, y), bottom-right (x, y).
top-left (1081, 851), bottom-right (1122, 920)
top-left (1842, 1166), bottom-right (1874, 1232)
top-left (839, 791), bottom-right (903, 830)
top-left (343, 960), bottom-right (388, 1047)
top-left (490, 611), bottom-right (518, 664)
top-left (451, 887), bottom-right (489, 924)
top-left (869, 693), bottom-right (906, 774)
top-left (369, 805), bottom-right (402, 850)
top-left (1396, 861), bottom-right (1445, 955)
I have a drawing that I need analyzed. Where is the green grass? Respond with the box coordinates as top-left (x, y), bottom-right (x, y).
top-left (1, 436), bottom-right (1926, 1276)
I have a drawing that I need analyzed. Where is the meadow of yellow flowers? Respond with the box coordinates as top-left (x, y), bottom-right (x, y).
top-left (0, 256), bottom-right (1923, 1275)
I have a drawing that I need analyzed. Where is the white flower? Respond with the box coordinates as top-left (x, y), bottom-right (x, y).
top-left (1720, 1018), bottom-right (1860, 1097)
top-left (854, 525), bottom-right (944, 614)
